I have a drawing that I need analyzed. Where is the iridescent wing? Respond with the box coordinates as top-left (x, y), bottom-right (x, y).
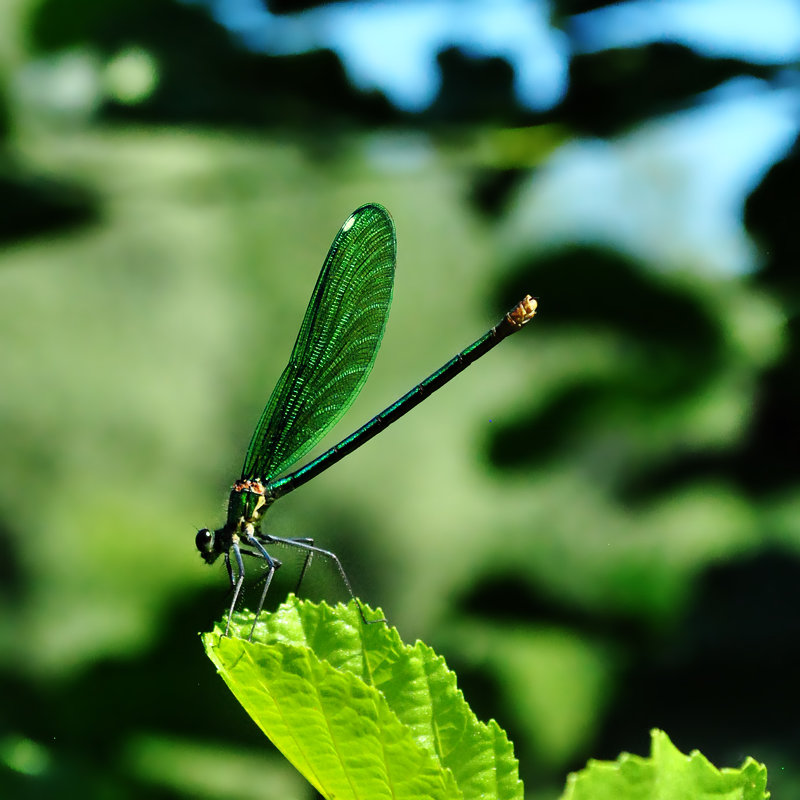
top-left (241, 204), bottom-right (396, 481)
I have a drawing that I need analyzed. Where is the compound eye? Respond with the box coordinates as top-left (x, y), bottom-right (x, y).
top-left (195, 528), bottom-right (214, 554)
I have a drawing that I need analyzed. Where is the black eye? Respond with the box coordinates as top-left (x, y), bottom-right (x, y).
top-left (196, 528), bottom-right (214, 553)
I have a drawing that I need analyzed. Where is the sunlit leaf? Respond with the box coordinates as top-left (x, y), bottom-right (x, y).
top-left (203, 595), bottom-right (523, 800)
top-left (562, 728), bottom-right (770, 800)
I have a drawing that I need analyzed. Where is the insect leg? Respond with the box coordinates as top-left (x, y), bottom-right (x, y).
top-left (225, 543), bottom-right (246, 637)
top-left (285, 537), bottom-right (315, 595)
top-left (259, 534), bottom-right (384, 625)
top-left (244, 533), bottom-right (281, 641)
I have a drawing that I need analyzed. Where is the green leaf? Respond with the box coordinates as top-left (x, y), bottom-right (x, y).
top-left (561, 728), bottom-right (770, 800)
top-left (202, 595), bottom-right (523, 800)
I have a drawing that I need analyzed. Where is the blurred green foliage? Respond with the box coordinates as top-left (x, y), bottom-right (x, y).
top-left (1, 1), bottom-right (798, 798)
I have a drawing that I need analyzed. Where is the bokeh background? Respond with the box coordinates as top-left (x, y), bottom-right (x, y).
top-left (2, 0), bottom-right (799, 797)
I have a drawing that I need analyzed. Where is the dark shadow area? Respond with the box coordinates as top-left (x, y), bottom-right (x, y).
top-left (458, 571), bottom-right (650, 643)
top-left (264, 0), bottom-right (336, 13)
top-left (594, 549), bottom-right (800, 772)
top-left (2, 587), bottom-right (259, 800)
top-left (0, 167), bottom-right (99, 246)
top-left (425, 47), bottom-right (534, 126)
top-left (469, 168), bottom-right (528, 219)
top-left (28, 0), bottom-right (401, 131)
top-left (487, 246), bottom-right (725, 471)
top-left (0, 82), bottom-right (10, 144)
top-left (554, 43), bottom-right (776, 137)
top-left (552, 0), bottom-right (627, 15)
top-left (487, 377), bottom-right (619, 470)
top-left (501, 246), bottom-right (724, 378)
top-left (448, 548), bottom-right (800, 792)
top-left (618, 135), bottom-right (800, 503)
top-left (0, 518), bottom-right (24, 606)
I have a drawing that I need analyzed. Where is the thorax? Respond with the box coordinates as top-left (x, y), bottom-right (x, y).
top-left (225, 478), bottom-right (273, 531)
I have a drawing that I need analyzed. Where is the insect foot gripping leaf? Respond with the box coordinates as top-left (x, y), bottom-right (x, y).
top-left (561, 728), bottom-right (770, 800)
top-left (202, 595), bottom-right (523, 800)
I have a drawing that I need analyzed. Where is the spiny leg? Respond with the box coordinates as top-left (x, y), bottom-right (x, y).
top-left (242, 549), bottom-right (284, 600)
top-left (245, 538), bottom-right (314, 609)
top-left (244, 533), bottom-right (282, 641)
top-left (225, 551), bottom-right (236, 589)
top-left (259, 534), bottom-right (385, 624)
top-left (224, 543), bottom-right (246, 637)
top-left (290, 537), bottom-right (315, 595)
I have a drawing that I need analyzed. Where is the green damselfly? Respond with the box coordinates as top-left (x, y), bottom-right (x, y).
top-left (196, 204), bottom-right (536, 636)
